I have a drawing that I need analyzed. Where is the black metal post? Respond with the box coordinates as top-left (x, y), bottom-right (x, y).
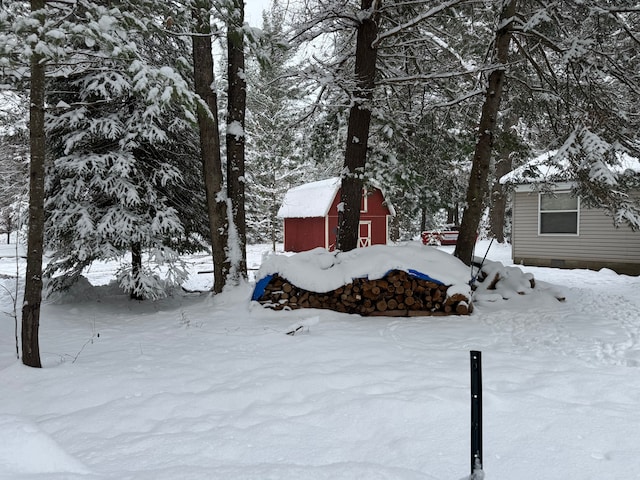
top-left (470, 350), bottom-right (483, 475)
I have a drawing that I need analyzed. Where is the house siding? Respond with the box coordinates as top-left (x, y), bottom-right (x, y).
top-left (512, 190), bottom-right (640, 274)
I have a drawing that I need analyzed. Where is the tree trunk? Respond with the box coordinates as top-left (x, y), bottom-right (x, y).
top-left (447, 205), bottom-right (459, 226)
top-left (271, 201), bottom-right (278, 252)
top-left (489, 112), bottom-right (518, 243)
top-left (454, 0), bottom-right (516, 265)
top-left (21, 0), bottom-right (46, 368)
top-left (336, 0), bottom-right (381, 252)
top-left (192, 1), bottom-right (229, 293)
top-left (488, 155), bottom-right (511, 243)
top-left (226, 0), bottom-right (247, 282)
top-left (130, 242), bottom-right (143, 300)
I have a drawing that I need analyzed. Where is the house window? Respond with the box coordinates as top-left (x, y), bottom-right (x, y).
top-left (539, 192), bottom-right (579, 235)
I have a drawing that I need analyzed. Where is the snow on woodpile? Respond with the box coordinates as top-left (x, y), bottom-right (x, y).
top-left (472, 258), bottom-right (566, 303)
top-left (253, 244), bottom-right (473, 316)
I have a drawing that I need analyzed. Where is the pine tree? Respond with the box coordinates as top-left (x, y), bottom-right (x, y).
top-left (191, 0), bottom-right (230, 293)
top-left (245, 2), bottom-right (309, 250)
top-left (0, 95), bottom-right (29, 243)
top-left (225, 0), bottom-right (248, 281)
top-left (494, 1), bottom-right (640, 233)
top-left (43, 1), bottom-right (206, 299)
top-left (455, 0), bottom-right (516, 265)
top-left (20, 0), bottom-right (45, 367)
top-left (289, 1), bottom-right (489, 245)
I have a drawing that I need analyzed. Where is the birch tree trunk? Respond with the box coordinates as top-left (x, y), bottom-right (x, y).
top-left (226, 0), bottom-right (247, 281)
top-left (192, 1), bottom-right (229, 293)
top-left (454, 0), bottom-right (516, 265)
top-left (336, 0), bottom-right (381, 252)
top-left (21, 0), bottom-right (45, 368)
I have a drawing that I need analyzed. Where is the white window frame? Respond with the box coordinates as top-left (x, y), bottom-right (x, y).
top-left (360, 189), bottom-right (368, 213)
top-left (538, 191), bottom-right (580, 236)
top-left (358, 221), bottom-right (372, 248)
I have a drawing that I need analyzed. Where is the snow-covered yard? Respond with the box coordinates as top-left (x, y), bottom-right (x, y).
top-left (1, 240), bottom-right (639, 479)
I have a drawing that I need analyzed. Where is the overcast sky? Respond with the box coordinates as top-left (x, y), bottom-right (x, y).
top-left (245, 0), bottom-right (271, 27)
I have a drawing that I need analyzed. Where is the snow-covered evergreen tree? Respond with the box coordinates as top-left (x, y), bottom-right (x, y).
top-left (0, 93), bottom-right (29, 243)
top-left (497, 1), bottom-right (640, 231)
top-left (288, 1), bottom-right (491, 241)
top-left (245, 2), bottom-right (311, 250)
top-left (40, 1), bottom-right (206, 299)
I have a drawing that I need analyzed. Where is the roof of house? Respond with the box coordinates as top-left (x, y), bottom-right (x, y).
top-left (500, 150), bottom-right (640, 185)
top-left (277, 177), bottom-right (395, 219)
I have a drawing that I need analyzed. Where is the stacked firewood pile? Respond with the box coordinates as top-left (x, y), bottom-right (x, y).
top-left (255, 269), bottom-right (472, 316)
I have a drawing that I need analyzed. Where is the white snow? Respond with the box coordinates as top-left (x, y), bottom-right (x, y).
top-left (226, 120), bottom-right (245, 139)
top-left (501, 149), bottom-right (640, 184)
top-left (1, 240), bottom-right (640, 480)
top-left (277, 177), bottom-right (340, 218)
top-left (257, 244), bottom-right (471, 296)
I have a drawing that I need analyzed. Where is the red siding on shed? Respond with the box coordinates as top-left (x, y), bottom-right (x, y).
top-left (326, 188), bottom-right (390, 249)
top-left (282, 184), bottom-right (392, 253)
top-left (283, 216), bottom-right (327, 252)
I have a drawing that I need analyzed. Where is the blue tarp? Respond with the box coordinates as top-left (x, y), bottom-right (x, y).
top-left (405, 269), bottom-right (445, 285)
top-left (251, 274), bottom-right (274, 301)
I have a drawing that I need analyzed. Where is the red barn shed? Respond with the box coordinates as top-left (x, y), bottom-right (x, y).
top-left (277, 177), bottom-right (395, 252)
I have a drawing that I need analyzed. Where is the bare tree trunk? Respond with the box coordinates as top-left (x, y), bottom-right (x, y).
top-left (454, 0), bottom-right (516, 265)
top-left (488, 157), bottom-right (511, 243)
top-left (446, 206), bottom-right (460, 226)
top-left (271, 202), bottom-right (278, 252)
top-left (226, 0), bottom-right (247, 281)
top-left (21, 0), bottom-right (46, 368)
top-left (489, 113), bottom-right (518, 243)
top-left (130, 243), bottom-right (143, 300)
top-left (192, 1), bottom-right (229, 293)
top-left (336, 0), bottom-right (381, 252)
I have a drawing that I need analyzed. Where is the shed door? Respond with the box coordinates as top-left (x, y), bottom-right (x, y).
top-left (358, 221), bottom-right (372, 248)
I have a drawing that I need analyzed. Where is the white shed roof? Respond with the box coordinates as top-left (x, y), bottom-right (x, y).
top-left (277, 177), bottom-right (341, 218)
top-left (277, 177), bottom-right (396, 219)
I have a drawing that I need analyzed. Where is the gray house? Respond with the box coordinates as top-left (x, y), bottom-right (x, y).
top-left (501, 151), bottom-right (640, 275)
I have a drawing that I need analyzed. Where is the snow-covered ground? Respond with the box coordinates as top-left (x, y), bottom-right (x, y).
top-left (1, 240), bottom-right (639, 480)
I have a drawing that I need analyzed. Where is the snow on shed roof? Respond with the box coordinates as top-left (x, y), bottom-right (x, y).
top-left (277, 177), bottom-right (396, 218)
top-left (277, 178), bottom-right (341, 218)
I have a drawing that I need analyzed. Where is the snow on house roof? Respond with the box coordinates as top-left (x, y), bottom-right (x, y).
top-left (277, 177), bottom-right (396, 218)
top-left (277, 178), bottom-right (341, 218)
top-left (500, 150), bottom-right (640, 185)
top-left (499, 150), bottom-right (561, 184)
